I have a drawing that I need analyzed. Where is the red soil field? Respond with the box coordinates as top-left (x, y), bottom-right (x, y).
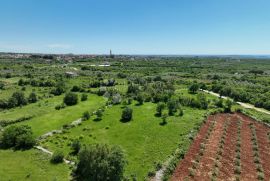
top-left (171, 113), bottom-right (270, 181)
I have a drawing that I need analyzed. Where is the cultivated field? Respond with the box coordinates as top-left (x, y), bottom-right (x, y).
top-left (171, 113), bottom-right (270, 181)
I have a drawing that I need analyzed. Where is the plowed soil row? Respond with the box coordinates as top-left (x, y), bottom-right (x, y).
top-left (171, 113), bottom-right (270, 181)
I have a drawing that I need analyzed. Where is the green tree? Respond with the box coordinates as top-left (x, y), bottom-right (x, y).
top-left (74, 144), bottom-right (126, 181)
top-left (70, 140), bottom-right (81, 155)
top-left (11, 91), bottom-right (27, 106)
top-left (167, 98), bottom-right (179, 116)
top-left (63, 92), bottom-right (78, 106)
top-left (96, 109), bottom-right (103, 120)
top-left (82, 111), bottom-right (90, 120)
top-left (136, 94), bottom-right (144, 105)
top-left (224, 99), bottom-right (233, 113)
top-left (0, 125), bottom-right (35, 149)
top-left (50, 151), bottom-right (64, 164)
top-left (81, 94), bottom-right (88, 101)
top-left (28, 92), bottom-right (38, 103)
top-left (121, 107), bottom-right (133, 122)
top-left (156, 102), bottom-right (165, 116)
top-left (188, 83), bottom-right (199, 94)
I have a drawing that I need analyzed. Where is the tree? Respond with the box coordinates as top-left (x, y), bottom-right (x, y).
top-left (136, 94), bottom-right (144, 105)
top-left (71, 85), bottom-right (81, 92)
top-left (82, 111), bottom-right (90, 120)
top-left (156, 102), bottom-right (165, 116)
top-left (70, 140), bottom-right (81, 155)
top-left (74, 144), bottom-right (126, 181)
top-left (121, 107), bottom-right (133, 122)
top-left (0, 125), bottom-right (35, 149)
top-left (0, 81), bottom-right (5, 90)
top-left (51, 81), bottom-right (66, 96)
top-left (188, 83), bottom-right (199, 94)
top-left (28, 92), bottom-right (38, 103)
top-left (167, 98), bottom-right (179, 116)
top-left (197, 93), bottom-right (208, 109)
top-left (18, 79), bottom-right (25, 86)
top-left (215, 98), bottom-right (223, 108)
top-left (96, 109), bottom-right (103, 120)
top-left (11, 92), bottom-right (27, 106)
top-left (224, 99), bottom-right (233, 113)
top-left (81, 94), bottom-right (88, 101)
top-left (178, 107), bottom-right (184, 116)
top-left (50, 151), bottom-right (64, 164)
top-left (160, 113), bottom-right (168, 126)
top-left (64, 92), bottom-right (78, 106)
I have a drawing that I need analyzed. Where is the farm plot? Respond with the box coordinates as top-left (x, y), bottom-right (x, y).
top-left (171, 113), bottom-right (270, 181)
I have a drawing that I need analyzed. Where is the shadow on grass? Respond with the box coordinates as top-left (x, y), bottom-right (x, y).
top-left (93, 118), bottom-right (102, 122)
top-left (120, 118), bottom-right (132, 123)
top-left (159, 121), bottom-right (167, 126)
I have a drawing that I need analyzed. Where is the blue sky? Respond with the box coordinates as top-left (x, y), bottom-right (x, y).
top-left (0, 0), bottom-right (270, 55)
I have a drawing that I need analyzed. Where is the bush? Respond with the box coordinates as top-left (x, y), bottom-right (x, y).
top-left (136, 94), bottom-right (144, 105)
top-left (50, 151), bottom-right (64, 164)
top-left (96, 109), bottom-right (103, 120)
top-left (64, 92), bottom-right (78, 106)
top-left (82, 111), bottom-right (90, 120)
top-left (167, 98), bottom-right (179, 116)
top-left (74, 144), bottom-right (126, 181)
top-left (121, 107), bottom-right (133, 122)
top-left (55, 103), bottom-right (66, 110)
top-left (70, 140), bottom-right (81, 155)
top-left (11, 91), bottom-right (27, 107)
top-left (0, 125), bottom-right (35, 149)
top-left (28, 92), bottom-right (38, 103)
top-left (188, 83), bottom-right (199, 94)
top-left (71, 85), bottom-right (81, 92)
top-left (81, 94), bottom-right (88, 101)
top-left (156, 102), bottom-right (165, 116)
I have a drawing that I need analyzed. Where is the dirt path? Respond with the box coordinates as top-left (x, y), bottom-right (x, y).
top-left (201, 89), bottom-right (270, 115)
top-left (34, 146), bottom-right (75, 165)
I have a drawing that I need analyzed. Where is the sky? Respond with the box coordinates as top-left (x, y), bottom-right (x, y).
top-left (0, 0), bottom-right (270, 55)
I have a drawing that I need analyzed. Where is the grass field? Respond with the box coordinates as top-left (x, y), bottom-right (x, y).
top-left (0, 149), bottom-right (70, 181)
top-left (42, 102), bottom-right (208, 180)
top-left (0, 93), bottom-right (106, 137)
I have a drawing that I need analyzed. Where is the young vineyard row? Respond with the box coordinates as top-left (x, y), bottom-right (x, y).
top-left (171, 113), bottom-right (270, 181)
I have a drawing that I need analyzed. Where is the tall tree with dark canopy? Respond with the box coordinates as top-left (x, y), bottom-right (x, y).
top-left (74, 144), bottom-right (126, 181)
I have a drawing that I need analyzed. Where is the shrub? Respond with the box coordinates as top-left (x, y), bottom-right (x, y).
top-left (50, 151), bottom-right (64, 164)
top-left (71, 85), bottom-right (81, 92)
top-left (96, 109), bottom-right (103, 120)
top-left (55, 103), bottom-right (66, 110)
top-left (64, 92), bottom-right (78, 106)
top-left (28, 92), bottom-right (38, 103)
top-left (121, 107), bottom-right (133, 122)
top-left (70, 140), bottom-right (81, 155)
top-left (81, 94), bottom-right (88, 101)
top-left (136, 94), bottom-right (144, 105)
top-left (11, 91), bottom-right (27, 107)
top-left (188, 83), bottom-right (199, 94)
top-left (0, 125), bottom-right (35, 149)
top-left (82, 111), bottom-right (90, 120)
top-left (167, 98), bottom-right (179, 116)
top-left (156, 102), bottom-right (165, 116)
top-left (74, 144), bottom-right (126, 181)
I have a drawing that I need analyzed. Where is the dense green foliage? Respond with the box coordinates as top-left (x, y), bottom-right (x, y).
top-left (64, 92), bottom-right (78, 106)
top-left (121, 107), bottom-right (133, 122)
top-left (0, 125), bottom-right (35, 149)
top-left (74, 144), bottom-right (126, 181)
top-left (50, 151), bottom-right (64, 164)
top-left (0, 55), bottom-right (270, 180)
